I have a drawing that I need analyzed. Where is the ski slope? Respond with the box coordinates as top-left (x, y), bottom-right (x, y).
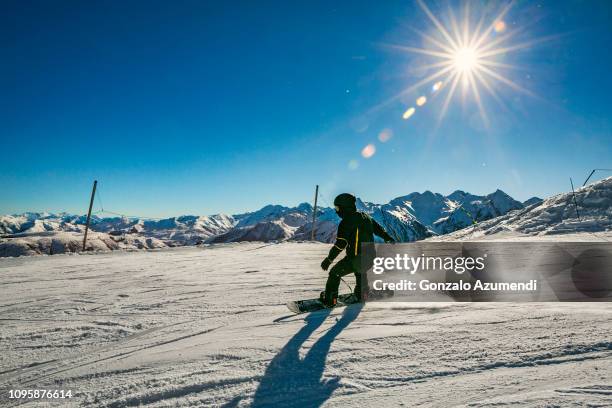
top-left (1, 242), bottom-right (611, 407)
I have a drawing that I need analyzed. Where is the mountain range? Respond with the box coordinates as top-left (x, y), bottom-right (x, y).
top-left (0, 187), bottom-right (546, 257)
top-left (3, 175), bottom-right (611, 257)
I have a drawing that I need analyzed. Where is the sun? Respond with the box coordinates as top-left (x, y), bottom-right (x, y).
top-left (381, 0), bottom-right (554, 126)
top-left (453, 47), bottom-right (480, 73)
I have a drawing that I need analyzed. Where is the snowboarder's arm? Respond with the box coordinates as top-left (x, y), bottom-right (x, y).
top-left (373, 220), bottom-right (395, 242)
top-left (326, 236), bottom-right (348, 262)
top-left (325, 221), bottom-right (349, 263)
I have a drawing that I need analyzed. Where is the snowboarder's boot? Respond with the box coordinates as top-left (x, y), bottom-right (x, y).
top-left (319, 291), bottom-right (338, 308)
top-left (354, 283), bottom-right (370, 302)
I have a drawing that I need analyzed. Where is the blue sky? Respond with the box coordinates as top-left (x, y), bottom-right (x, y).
top-left (1, 0), bottom-right (611, 217)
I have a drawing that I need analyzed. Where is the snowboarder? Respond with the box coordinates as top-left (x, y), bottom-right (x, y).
top-left (319, 193), bottom-right (395, 307)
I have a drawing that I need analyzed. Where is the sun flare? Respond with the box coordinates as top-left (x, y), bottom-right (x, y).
top-left (383, 0), bottom-right (554, 127)
top-left (453, 47), bottom-right (479, 73)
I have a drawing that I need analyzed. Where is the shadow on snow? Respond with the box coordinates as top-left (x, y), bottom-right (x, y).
top-left (246, 304), bottom-right (363, 407)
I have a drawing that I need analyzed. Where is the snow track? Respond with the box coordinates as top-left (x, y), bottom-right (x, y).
top-left (0, 242), bottom-right (610, 407)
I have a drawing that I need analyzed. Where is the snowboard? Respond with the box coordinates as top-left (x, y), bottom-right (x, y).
top-left (286, 293), bottom-right (358, 314)
top-left (286, 289), bottom-right (395, 314)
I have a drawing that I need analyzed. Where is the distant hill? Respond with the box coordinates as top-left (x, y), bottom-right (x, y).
top-left (523, 197), bottom-right (543, 207)
top-left (6, 180), bottom-right (609, 257)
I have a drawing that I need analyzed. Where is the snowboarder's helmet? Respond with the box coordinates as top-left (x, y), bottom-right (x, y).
top-left (334, 193), bottom-right (356, 211)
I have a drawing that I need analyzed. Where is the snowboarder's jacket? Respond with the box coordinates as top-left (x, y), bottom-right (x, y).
top-left (326, 211), bottom-right (394, 263)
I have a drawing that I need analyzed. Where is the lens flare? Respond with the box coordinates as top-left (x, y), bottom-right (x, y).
top-left (378, 128), bottom-right (393, 142)
top-left (384, 0), bottom-right (555, 126)
top-left (416, 96), bottom-right (427, 106)
top-left (361, 144), bottom-right (376, 158)
top-left (402, 107), bottom-right (416, 120)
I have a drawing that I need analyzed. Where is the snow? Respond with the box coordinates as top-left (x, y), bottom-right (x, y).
top-left (292, 220), bottom-right (338, 242)
top-left (234, 204), bottom-right (314, 228)
top-left (0, 213), bottom-right (236, 244)
top-left (0, 231), bottom-right (169, 258)
top-left (0, 186), bottom-right (533, 255)
top-left (1, 241), bottom-right (610, 407)
top-left (437, 177), bottom-right (612, 241)
top-left (523, 196), bottom-right (544, 207)
top-left (3, 176), bottom-right (610, 256)
top-left (211, 220), bottom-right (297, 243)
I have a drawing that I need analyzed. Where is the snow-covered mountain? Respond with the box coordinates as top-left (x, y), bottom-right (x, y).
top-left (351, 189), bottom-right (524, 240)
top-left (210, 220), bottom-right (297, 243)
top-left (0, 213), bottom-right (235, 243)
top-left (291, 220), bottom-right (339, 242)
top-left (4, 180), bottom-right (609, 256)
top-left (523, 196), bottom-right (543, 207)
top-left (214, 204), bottom-right (340, 243)
top-left (433, 189), bottom-right (524, 234)
top-left (209, 187), bottom-right (526, 244)
top-left (438, 177), bottom-right (612, 240)
top-left (234, 203), bottom-right (315, 228)
top-left (0, 212), bottom-right (84, 235)
top-left (1, 187), bottom-right (526, 252)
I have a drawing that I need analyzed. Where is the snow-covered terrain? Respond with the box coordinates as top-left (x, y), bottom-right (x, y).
top-left (437, 177), bottom-right (612, 241)
top-left (0, 242), bottom-right (610, 407)
top-left (0, 213), bottom-right (235, 244)
top-left (2, 178), bottom-right (610, 257)
top-left (0, 186), bottom-right (551, 257)
top-left (0, 231), bottom-right (168, 258)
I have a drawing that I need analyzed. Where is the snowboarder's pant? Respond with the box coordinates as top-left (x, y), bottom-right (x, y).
top-left (325, 257), bottom-right (364, 300)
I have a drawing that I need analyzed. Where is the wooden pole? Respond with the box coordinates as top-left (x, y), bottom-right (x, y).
top-left (82, 180), bottom-right (98, 251)
top-left (311, 185), bottom-right (319, 241)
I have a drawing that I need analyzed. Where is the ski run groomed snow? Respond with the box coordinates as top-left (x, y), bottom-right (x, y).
top-left (1, 241), bottom-right (610, 407)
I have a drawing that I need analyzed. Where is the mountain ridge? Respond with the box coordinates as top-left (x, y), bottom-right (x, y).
top-left (2, 178), bottom-right (610, 256)
top-left (0, 187), bottom-right (528, 245)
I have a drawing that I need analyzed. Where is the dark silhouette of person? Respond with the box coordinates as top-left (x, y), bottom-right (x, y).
top-left (320, 193), bottom-right (394, 306)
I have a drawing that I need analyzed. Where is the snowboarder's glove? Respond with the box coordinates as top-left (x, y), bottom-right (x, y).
top-left (321, 258), bottom-right (332, 271)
